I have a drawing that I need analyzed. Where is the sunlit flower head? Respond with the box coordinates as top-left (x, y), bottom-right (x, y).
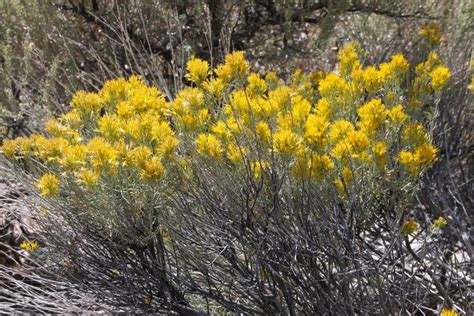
top-left (185, 56), bottom-right (210, 84)
top-left (37, 173), bottom-right (59, 197)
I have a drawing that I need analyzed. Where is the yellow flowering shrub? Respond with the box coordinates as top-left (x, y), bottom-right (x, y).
top-left (1, 42), bottom-right (450, 220)
top-left (0, 40), bottom-right (461, 315)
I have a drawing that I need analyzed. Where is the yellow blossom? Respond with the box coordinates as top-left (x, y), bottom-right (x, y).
top-left (60, 144), bottom-right (87, 171)
top-left (45, 118), bottom-right (67, 137)
top-left (228, 90), bottom-right (252, 120)
top-left (388, 104), bottom-right (408, 123)
top-left (338, 41), bottom-right (362, 77)
top-left (419, 22), bottom-right (442, 45)
top-left (97, 114), bottom-right (123, 140)
top-left (126, 80), bottom-right (167, 115)
top-left (431, 216), bottom-right (448, 230)
top-left (401, 220), bottom-right (419, 236)
top-left (76, 168), bottom-right (99, 189)
top-left (87, 137), bottom-right (118, 171)
top-left (173, 87), bottom-right (205, 111)
top-left (150, 121), bottom-right (175, 144)
top-left (1, 139), bottom-right (18, 159)
top-left (215, 51), bottom-right (250, 83)
top-left (414, 142), bottom-right (438, 165)
top-left (98, 77), bottom-right (128, 107)
top-left (226, 143), bottom-right (247, 164)
top-left (362, 66), bottom-right (383, 93)
top-left (274, 129), bottom-right (301, 156)
top-left (116, 101), bottom-right (135, 119)
top-left (347, 130), bottom-right (369, 155)
top-left (155, 136), bottom-right (179, 161)
top-left (318, 73), bottom-right (350, 98)
top-left (37, 173), bottom-right (59, 197)
top-left (70, 90), bottom-right (102, 118)
top-left (196, 133), bottom-right (223, 159)
top-left (20, 240), bottom-right (39, 252)
top-left (269, 86), bottom-right (292, 113)
top-left (441, 308), bottom-right (458, 316)
top-left (399, 143), bottom-right (437, 175)
top-left (379, 54), bottom-right (409, 84)
top-left (197, 109), bottom-right (210, 126)
top-left (357, 99), bottom-right (387, 131)
top-left (291, 96), bottom-right (311, 127)
top-left (140, 157), bottom-right (166, 182)
top-left (203, 77), bottom-right (225, 99)
top-left (255, 121), bottom-right (272, 144)
top-left (373, 141), bottom-right (387, 167)
top-left (15, 137), bottom-right (33, 156)
top-left (331, 141), bottom-right (352, 163)
top-left (389, 55), bottom-right (409, 76)
top-left (60, 111), bottom-right (82, 129)
top-left (2, 46), bottom-right (452, 222)
top-left (304, 115), bottom-right (329, 149)
top-left (212, 121), bottom-right (233, 141)
top-left (329, 120), bottom-right (355, 143)
top-left (225, 117), bottom-right (243, 136)
top-left (315, 98), bottom-right (332, 119)
top-left (32, 137), bottom-right (69, 162)
top-left (429, 66), bottom-right (451, 93)
top-left (247, 73), bottom-right (267, 96)
top-left (127, 145), bottom-right (152, 168)
top-left (185, 56), bottom-right (210, 84)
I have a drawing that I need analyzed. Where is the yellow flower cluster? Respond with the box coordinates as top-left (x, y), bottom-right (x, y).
top-left (412, 52), bottom-right (451, 100)
top-left (19, 240), bottom-right (40, 252)
top-left (1, 42), bottom-right (449, 200)
top-left (429, 66), bottom-right (451, 93)
top-left (401, 220), bottom-right (419, 236)
top-left (180, 43), bottom-right (444, 190)
top-left (2, 76), bottom-right (177, 195)
top-left (431, 216), bottom-right (448, 230)
top-left (399, 143), bottom-right (438, 175)
top-left (196, 133), bottom-right (223, 159)
top-left (338, 41), bottom-right (363, 77)
top-left (441, 307), bottom-right (458, 316)
top-left (419, 22), bottom-right (442, 45)
top-left (215, 51), bottom-right (250, 83)
top-left (37, 173), bottom-right (59, 197)
top-left (185, 56), bottom-right (210, 85)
